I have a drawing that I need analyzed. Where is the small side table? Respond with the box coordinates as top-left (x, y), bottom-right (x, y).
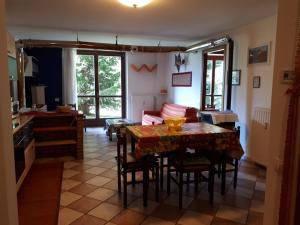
top-left (105, 119), bottom-right (140, 141)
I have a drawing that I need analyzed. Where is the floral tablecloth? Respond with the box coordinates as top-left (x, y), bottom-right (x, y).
top-left (126, 122), bottom-right (244, 159)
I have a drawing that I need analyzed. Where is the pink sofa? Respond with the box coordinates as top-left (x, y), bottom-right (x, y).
top-left (142, 103), bottom-right (198, 125)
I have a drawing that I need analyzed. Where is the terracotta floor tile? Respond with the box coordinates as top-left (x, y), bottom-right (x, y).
top-left (141, 216), bottom-right (176, 225)
top-left (102, 180), bottom-right (119, 191)
top-left (163, 193), bottom-right (193, 209)
top-left (85, 167), bottom-right (108, 175)
top-left (86, 176), bottom-right (112, 187)
top-left (63, 169), bottom-right (80, 179)
top-left (71, 172), bottom-right (97, 182)
top-left (68, 197), bottom-right (101, 213)
top-left (64, 161), bottom-right (81, 169)
top-left (97, 161), bottom-right (116, 169)
top-left (70, 215), bottom-right (106, 225)
top-left (222, 194), bottom-right (251, 209)
top-left (58, 208), bottom-right (83, 225)
top-left (69, 183), bottom-right (99, 196)
top-left (129, 198), bottom-right (159, 215)
top-left (111, 209), bottom-right (146, 225)
top-left (85, 153), bottom-right (102, 158)
top-left (216, 205), bottom-right (248, 224)
top-left (87, 187), bottom-right (116, 201)
top-left (85, 159), bottom-right (104, 166)
top-left (62, 179), bottom-right (82, 191)
top-left (88, 202), bottom-right (122, 221)
top-left (188, 199), bottom-right (219, 216)
top-left (151, 204), bottom-right (184, 222)
top-left (177, 210), bottom-right (213, 225)
top-left (238, 166), bottom-right (258, 177)
top-left (72, 164), bottom-right (93, 172)
top-left (237, 178), bottom-right (256, 190)
top-left (60, 192), bottom-right (82, 207)
top-left (211, 217), bottom-right (244, 225)
top-left (106, 193), bottom-right (137, 206)
top-left (100, 169), bottom-right (118, 179)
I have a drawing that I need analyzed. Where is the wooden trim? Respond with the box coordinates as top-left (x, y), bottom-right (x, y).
top-left (201, 45), bottom-right (227, 111)
top-left (227, 39), bottom-right (234, 110)
top-left (201, 52), bottom-right (208, 110)
top-left (17, 39), bottom-right (187, 53)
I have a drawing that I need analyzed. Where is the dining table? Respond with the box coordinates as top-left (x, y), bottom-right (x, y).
top-left (124, 122), bottom-right (244, 205)
top-left (126, 122), bottom-right (244, 159)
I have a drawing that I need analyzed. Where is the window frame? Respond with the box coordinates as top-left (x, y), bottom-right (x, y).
top-left (201, 46), bottom-right (227, 111)
top-left (76, 50), bottom-right (126, 126)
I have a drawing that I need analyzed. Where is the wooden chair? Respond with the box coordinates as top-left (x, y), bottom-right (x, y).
top-left (219, 127), bottom-right (240, 195)
top-left (167, 137), bottom-right (216, 209)
top-left (116, 129), bottom-right (159, 208)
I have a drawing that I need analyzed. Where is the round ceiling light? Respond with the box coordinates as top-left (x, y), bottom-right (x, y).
top-left (118, 0), bottom-right (152, 8)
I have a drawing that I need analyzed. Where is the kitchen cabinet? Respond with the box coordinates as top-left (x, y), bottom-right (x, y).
top-left (13, 115), bottom-right (35, 191)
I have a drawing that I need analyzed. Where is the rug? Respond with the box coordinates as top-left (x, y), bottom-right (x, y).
top-left (17, 162), bottom-right (64, 225)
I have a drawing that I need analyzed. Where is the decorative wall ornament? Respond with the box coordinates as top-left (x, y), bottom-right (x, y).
top-left (130, 64), bottom-right (157, 72)
top-left (174, 53), bottom-right (185, 72)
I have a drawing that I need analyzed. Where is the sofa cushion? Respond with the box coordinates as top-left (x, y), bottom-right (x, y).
top-left (161, 103), bottom-right (189, 120)
top-left (142, 114), bottom-right (164, 125)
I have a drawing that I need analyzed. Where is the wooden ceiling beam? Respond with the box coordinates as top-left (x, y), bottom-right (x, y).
top-left (16, 39), bottom-right (187, 53)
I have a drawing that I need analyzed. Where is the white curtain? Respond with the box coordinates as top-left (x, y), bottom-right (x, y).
top-left (62, 48), bottom-right (77, 106)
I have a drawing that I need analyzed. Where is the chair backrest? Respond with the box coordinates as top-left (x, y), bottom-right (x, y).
top-left (116, 128), bottom-right (128, 163)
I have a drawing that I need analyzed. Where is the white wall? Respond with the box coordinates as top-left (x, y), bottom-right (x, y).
top-left (163, 52), bottom-right (203, 109)
top-left (229, 16), bottom-right (277, 163)
top-left (126, 52), bottom-right (168, 121)
top-left (0, 0), bottom-right (19, 224)
top-left (160, 16), bottom-right (277, 163)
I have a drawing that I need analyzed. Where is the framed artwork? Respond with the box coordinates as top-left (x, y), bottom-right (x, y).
top-left (253, 76), bottom-right (261, 88)
top-left (172, 72), bottom-right (192, 87)
top-left (248, 43), bottom-right (270, 64)
top-left (232, 70), bottom-right (241, 85)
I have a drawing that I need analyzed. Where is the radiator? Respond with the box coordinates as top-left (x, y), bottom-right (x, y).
top-left (249, 107), bottom-right (271, 166)
top-left (130, 95), bottom-right (155, 122)
top-left (253, 107), bottom-right (271, 128)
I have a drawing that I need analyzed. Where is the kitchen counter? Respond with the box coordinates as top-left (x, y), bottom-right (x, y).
top-left (12, 115), bottom-right (34, 135)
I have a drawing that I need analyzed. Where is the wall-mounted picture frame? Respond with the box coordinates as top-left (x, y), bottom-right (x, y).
top-left (172, 72), bottom-right (192, 87)
top-left (248, 43), bottom-right (270, 65)
top-left (253, 76), bottom-right (261, 88)
top-left (232, 70), bottom-right (241, 85)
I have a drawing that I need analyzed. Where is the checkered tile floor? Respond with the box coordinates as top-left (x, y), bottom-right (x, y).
top-left (58, 128), bottom-right (266, 225)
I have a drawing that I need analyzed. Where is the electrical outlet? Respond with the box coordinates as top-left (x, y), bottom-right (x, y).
top-left (54, 98), bottom-right (60, 102)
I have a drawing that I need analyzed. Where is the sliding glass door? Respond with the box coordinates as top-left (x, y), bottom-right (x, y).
top-left (76, 50), bottom-right (126, 126)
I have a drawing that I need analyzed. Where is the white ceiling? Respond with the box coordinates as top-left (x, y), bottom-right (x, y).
top-left (5, 0), bottom-right (278, 46)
